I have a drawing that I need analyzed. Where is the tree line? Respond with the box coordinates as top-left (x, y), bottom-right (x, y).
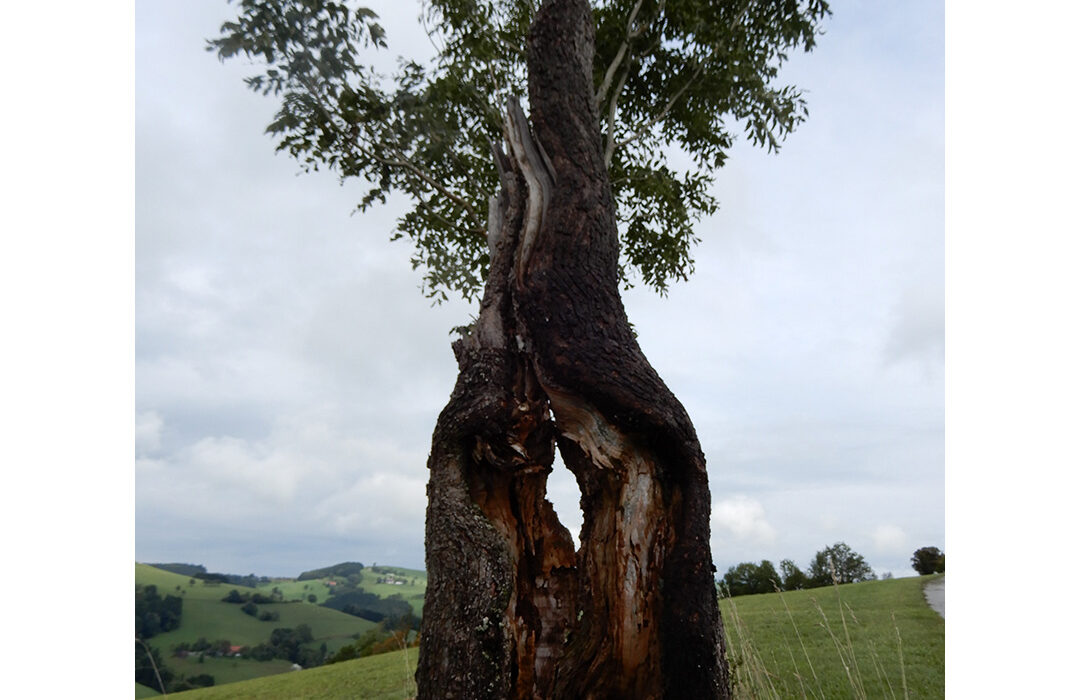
top-left (135, 584), bottom-right (182, 639)
top-left (721, 543), bottom-right (946, 597)
top-left (720, 542), bottom-right (875, 597)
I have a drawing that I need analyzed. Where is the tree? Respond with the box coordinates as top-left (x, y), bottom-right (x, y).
top-left (211, 0), bottom-right (829, 696)
top-left (807, 542), bottom-right (876, 587)
top-left (779, 558), bottom-right (808, 591)
top-left (136, 584), bottom-right (183, 639)
top-left (911, 546), bottom-right (945, 575)
top-left (222, 588), bottom-right (248, 603)
top-left (721, 560), bottom-right (780, 597)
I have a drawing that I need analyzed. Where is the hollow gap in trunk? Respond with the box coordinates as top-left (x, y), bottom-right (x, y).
top-left (545, 450), bottom-right (584, 550)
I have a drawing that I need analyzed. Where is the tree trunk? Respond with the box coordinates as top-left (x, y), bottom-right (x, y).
top-left (417, 1), bottom-right (730, 698)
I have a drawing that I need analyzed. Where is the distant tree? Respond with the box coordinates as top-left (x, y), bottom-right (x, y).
top-left (186, 674), bottom-right (216, 689)
top-left (241, 602), bottom-right (258, 617)
top-left (148, 562), bottom-right (207, 578)
top-left (136, 585), bottom-right (183, 639)
top-left (721, 560), bottom-right (780, 597)
top-left (222, 589), bottom-right (249, 604)
top-left (807, 542), bottom-right (876, 586)
top-left (327, 642), bottom-right (359, 664)
top-left (248, 643), bottom-right (277, 661)
top-left (297, 562), bottom-right (366, 581)
top-left (757, 560), bottom-right (781, 592)
top-left (881, 571), bottom-right (894, 580)
top-left (259, 610), bottom-right (281, 622)
top-left (307, 593), bottom-right (318, 603)
top-left (779, 559), bottom-right (808, 591)
top-left (911, 546), bottom-right (945, 575)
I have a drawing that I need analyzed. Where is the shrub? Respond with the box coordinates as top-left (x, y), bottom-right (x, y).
top-left (911, 546), bottom-right (945, 575)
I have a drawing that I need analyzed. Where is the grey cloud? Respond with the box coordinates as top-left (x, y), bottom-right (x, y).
top-left (137, 0), bottom-right (943, 576)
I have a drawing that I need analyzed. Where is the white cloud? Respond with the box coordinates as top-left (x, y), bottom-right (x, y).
top-left (712, 495), bottom-right (776, 545)
top-left (134, 0), bottom-right (944, 575)
top-left (872, 524), bottom-right (908, 554)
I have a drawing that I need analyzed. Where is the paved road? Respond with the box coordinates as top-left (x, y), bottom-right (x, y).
top-left (923, 577), bottom-right (944, 618)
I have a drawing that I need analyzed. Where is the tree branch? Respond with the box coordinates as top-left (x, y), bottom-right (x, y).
top-left (366, 143), bottom-right (482, 227)
top-left (289, 38), bottom-right (483, 235)
top-left (609, 0), bottom-right (755, 159)
top-left (595, 0), bottom-right (662, 110)
top-left (603, 67), bottom-right (631, 169)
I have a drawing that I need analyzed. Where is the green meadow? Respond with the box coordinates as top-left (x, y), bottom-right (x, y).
top-left (135, 564), bottom-right (377, 653)
top-left (246, 565), bottom-right (428, 613)
top-left (167, 647), bottom-right (418, 699)
top-left (148, 572), bottom-right (942, 699)
top-left (722, 574), bottom-right (944, 698)
top-left (358, 566), bottom-right (428, 616)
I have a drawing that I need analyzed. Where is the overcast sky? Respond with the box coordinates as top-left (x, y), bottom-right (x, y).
top-left (135, 0), bottom-right (944, 579)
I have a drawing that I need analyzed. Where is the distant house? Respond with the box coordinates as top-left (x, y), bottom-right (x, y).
top-left (229, 645), bottom-right (245, 656)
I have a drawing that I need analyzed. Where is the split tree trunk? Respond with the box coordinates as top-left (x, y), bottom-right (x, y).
top-left (416, 1), bottom-right (730, 697)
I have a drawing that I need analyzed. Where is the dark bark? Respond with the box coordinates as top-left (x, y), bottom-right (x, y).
top-left (417, 1), bottom-right (730, 698)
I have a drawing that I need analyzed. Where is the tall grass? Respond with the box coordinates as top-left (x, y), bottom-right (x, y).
top-left (719, 575), bottom-right (943, 699)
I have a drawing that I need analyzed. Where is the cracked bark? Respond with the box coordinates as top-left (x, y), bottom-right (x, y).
top-left (416, 1), bottom-right (730, 698)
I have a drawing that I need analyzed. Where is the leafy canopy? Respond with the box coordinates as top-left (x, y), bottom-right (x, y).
top-left (808, 542), bottom-right (876, 586)
top-left (209, 0), bottom-right (830, 302)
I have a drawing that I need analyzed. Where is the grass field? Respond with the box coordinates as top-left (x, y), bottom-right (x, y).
top-left (249, 566), bottom-right (428, 614)
top-left (358, 567), bottom-right (427, 616)
top-left (722, 574), bottom-right (944, 698)
top-left (152, 573), bottom-right (942, 699)
top-left (167, 648), bottom-right (418, 699)
top-left (136, 564), bottom-right (377, 651)
top-left (166, 657), bottom-right (297, 686)
top-left (254, 578), bottom-right (334, 605)
top-left (137, 562), bottom-right (381, 693)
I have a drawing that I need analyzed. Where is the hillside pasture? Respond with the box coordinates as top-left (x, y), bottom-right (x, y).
top-left (166, 656), bottom-right (297, 686)
top-left (254, 578), bottom-right (334, 604)
top-left (168, 648), bottom-right (418, 699)
top-left (721, 574), bottom-right (944, 698)
top-left (261, 566), bottom-right (429, 615)
top-left (359, 568), bottom-right (427, 616)
top-left (135, 564), bottom-right (377, 651)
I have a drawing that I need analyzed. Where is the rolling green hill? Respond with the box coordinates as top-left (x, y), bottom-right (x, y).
top-left (167, 648), bottom-right (418, 699)
top-left (148, 571), bottom-right (943, 699)
top-left (135, 564), bottom-right (377, 651)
